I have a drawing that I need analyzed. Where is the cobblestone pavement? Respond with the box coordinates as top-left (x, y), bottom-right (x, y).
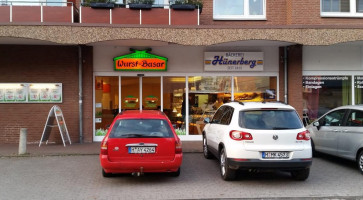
top-left (1, 153), bottom-right (363, 200)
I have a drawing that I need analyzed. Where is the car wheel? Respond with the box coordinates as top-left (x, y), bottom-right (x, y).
top-left (170, 168), bottom-right (181, 177)
top-left (102, 169), bottom-right (112, 178)
top-left (291, 168), bottom-right (310, 181)
top-left (203, 135), bottom-right (213, 159)
top-left (220, 148), bottom-right (236, 181)
top-left (358, 151), bottom-right (363, 175)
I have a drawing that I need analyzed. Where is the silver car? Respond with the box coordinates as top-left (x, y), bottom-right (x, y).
top-left (306, 105), bottom-right (363, 174)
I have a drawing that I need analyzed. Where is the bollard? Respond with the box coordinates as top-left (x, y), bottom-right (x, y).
top-left (18, 128), bottom-right (27, 155)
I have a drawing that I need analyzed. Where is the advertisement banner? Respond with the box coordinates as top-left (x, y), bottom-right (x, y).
top-left (204, 52), bottom-right (264, 72)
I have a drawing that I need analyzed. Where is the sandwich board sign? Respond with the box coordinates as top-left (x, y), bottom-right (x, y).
top-left (39, 105), bottom-right (71, 147)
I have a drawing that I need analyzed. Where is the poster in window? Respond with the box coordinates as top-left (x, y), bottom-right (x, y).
top-left (29, 88), bottom-right (40, 101)
top-left (40, 88), bottom-right (50, 101)
top-left (0, 89), bottom-right (4, 101)
top-left (15, 88), bottom-right (26, 101)
top-left (5, 89), bottom-right (15, 101)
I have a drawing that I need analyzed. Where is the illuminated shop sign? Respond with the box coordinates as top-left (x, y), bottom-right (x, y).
top-left (204, 52), bottom-right (264, 71)
top-left (114, 49), bottom-right (168, 71)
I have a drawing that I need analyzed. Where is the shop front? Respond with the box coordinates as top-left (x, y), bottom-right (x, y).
top-left (302, 45), bottom-right (363, 122)
top-left (93, 45), bottom-right (280, 141)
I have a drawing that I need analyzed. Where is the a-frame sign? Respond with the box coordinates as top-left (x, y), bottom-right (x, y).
top-left (39, 105), bottom-right (71, 147)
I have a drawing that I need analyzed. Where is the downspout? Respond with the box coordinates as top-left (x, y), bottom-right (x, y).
top-left (284, 46), bottom-right (288, 104)
top-left (78, 45), bottom-right (83, 143)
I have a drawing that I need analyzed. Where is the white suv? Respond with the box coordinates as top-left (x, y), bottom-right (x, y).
top-left (202, 101), bottom-right (312, 181)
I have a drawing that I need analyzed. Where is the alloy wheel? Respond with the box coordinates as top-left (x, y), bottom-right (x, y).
top-left (359, 153), bottom-right (363, 173)
top-left (220, 150), bottom-right (226, 176)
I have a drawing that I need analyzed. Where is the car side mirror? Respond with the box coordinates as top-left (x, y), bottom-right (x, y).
top-left (313, 121), bottom-right (320, 130)
top-left (204, 117), bottom-right (210, 124)
top-left (106, 125), bottom-right (111, 129)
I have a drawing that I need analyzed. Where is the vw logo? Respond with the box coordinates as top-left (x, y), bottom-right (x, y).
top-left (113, 147), bottom-right (119, 151)
top-left (273, 135), bottom-right (278, 140)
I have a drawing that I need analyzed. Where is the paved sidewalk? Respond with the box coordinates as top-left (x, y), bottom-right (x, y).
top-left (0, 141), bottom-right (202, 157)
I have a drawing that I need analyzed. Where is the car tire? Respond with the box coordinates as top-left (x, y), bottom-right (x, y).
top-left (358, 151), bottom-right (363, 175)
top-left (203, 135), bottom-right (213, 159)
top-left (291, 168), bottom-right (310, 181)
top-left (220, 148), bottom-right (236, 181)
top-left (170, 168), bottom-right (181, 177)
top-left (102, 169), bottom-right (113, 178)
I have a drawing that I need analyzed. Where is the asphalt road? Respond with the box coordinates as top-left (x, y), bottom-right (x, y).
top-left (0, 153), bottom-right (362, 200)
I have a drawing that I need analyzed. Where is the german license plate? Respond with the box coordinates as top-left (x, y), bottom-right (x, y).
top-left (128, 147), bottom-right (155, 154)
top-left (262, 151), bottom-right (289, 159)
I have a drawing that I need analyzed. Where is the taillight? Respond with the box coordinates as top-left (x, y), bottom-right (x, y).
top-left (229, 130), bottom-right (253, 141)
top-left (297, 130), bottom-right (310, 141)
top-left (175, 139), bottom-right (182, 154)
top-left (100, 137), bottom-right (108, 155)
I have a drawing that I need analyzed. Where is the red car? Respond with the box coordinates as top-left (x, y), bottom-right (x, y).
top-left (100, 110), bottom-right (183, 177)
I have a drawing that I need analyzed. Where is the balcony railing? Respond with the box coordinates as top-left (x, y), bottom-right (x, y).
top-left (79, 4), bottom-right (200, 25)
top-left (0, 1), bottom-right (200, 25)
top-left (0, 1), bottom-right (75, 23)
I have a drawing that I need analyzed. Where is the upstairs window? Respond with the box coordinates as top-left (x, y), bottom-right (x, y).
top-left (321, 0), bottom-right (363, 17)
top-left (213, 0), bottom-right (266, 20)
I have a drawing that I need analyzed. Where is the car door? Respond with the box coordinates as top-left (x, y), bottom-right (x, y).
top-left (214, 106), bottom-right (234, 144)
top-left (313, 109), bottom-right (347, 156)
top-left (205, 106), bottom-right (225, 152)
top-left (337, 109), bottom-right (363, 160)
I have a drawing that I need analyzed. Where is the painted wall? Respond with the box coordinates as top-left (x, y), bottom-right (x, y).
top-left (303, 46), bottom-right (363, 71)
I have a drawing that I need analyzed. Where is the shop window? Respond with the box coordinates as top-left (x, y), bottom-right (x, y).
top-left (188, 76), bottom-right (231, 135)
top-left (303, 76), bottom-right (351, 121)
top-left (321, 0), bottom-right (363, 17)
top-left (213, 0), bottom-right (266, 20)
top-left (233, 76), bottom-right (277, 102)
top-left (95, 76), bottom-right (120, 137)
top-left (355, 76), bottom-right (363, 104)
top-left (163, 77), bottom-right (186, 136)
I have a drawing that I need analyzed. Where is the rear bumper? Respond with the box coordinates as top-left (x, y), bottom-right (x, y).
top-left (227, 158), bottom-right (312, 170)
top-left (100, 154), bottom-right (183, 173)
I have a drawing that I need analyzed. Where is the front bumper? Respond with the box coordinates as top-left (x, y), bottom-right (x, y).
top-left (227, 158), bottom-right (312, 170)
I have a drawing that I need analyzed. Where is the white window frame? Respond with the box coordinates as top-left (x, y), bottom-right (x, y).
top-left (321, 0), bottom-right (363, 17)
top-left (213, 0), bottom-right (266, 20)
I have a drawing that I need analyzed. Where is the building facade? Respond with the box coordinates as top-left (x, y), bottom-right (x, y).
top-left (1, 0), bottom-right (363, 143)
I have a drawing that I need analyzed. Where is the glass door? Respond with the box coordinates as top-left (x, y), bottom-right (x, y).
top-left (94, 76), bottom-right (119, 139)
top-left (142, 77), bottom-right (161, 110)
top-left (121, 77), bottom-right (140, 110)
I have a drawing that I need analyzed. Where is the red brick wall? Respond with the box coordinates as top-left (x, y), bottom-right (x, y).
top-left (200, 0), bottom-right (287, 26)
top-left (0, 45), bottom-right (93, 144)
top-left (279, 45), bottom-right (303, 118)
top-left (288, 0), bottom-right (363, 25)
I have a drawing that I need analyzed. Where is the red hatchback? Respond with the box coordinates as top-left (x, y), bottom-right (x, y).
top-left (100, 110), bottom-right (183, 177)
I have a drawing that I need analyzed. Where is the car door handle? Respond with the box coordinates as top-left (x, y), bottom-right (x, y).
top-left (343, 129), bottom-right (349, 132)
top-left (333, 129), bottom-right (339, 132)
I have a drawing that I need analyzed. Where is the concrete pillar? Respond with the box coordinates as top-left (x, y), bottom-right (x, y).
top-left (18, 128), bottom-right (27, 155)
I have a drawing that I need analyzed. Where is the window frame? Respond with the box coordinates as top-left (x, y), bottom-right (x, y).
top-left (321, 0), bottom-right (363, 18)
top-left (213, 0), bottom-right (266, 21)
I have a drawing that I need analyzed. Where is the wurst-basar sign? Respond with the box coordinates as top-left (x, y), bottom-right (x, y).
top-left (114, 49), bottom-right (168, 71)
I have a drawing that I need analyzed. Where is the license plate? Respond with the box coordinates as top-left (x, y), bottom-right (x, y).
top-left (128, 147), bottom-right (155, 154)
top-left (262, 151), bottom-right (289, 159)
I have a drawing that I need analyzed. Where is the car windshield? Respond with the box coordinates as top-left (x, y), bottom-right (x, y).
top-left (109, 119), bottom-right (174, 138)
top-left (239, 110), bottom-right (303, 130)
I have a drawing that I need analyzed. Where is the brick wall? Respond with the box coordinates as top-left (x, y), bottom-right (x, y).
top-left (279, 45), bottom-right (303, 118)
top-left (200, 0), bottom-right (287, 25)
top-left (0, 45), bottom-right (93, 144)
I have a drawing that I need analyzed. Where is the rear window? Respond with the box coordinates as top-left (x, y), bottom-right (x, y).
top-left (109, 119), bottom-right (174, 138)
top-left (239, 110), bottom-right (303, 130)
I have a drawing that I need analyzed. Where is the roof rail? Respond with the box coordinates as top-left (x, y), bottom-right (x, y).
top-left (228, 100), bottom-right (244, 105)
